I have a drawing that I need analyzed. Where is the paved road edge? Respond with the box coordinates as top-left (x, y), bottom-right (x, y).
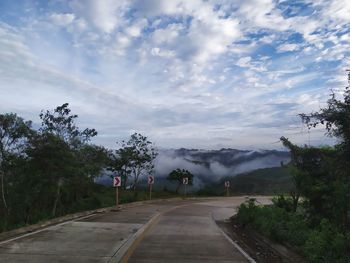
top-left (0, 197), bottom-right (183, 243)
top-left (211, 212), bottom-right (257, 263)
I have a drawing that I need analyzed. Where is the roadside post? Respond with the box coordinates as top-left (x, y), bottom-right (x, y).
top-left (183, 177), bottom-right (188, 198)
top-left (225, 181), bottom-right (230, 197)
top-left (148, 176), bottom-right (154, 200)
top-left (113, 176), bottom-right (121, 207)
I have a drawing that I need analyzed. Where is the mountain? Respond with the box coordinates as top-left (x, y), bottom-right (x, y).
top-left (155, 148), bottom-right (290, 189)
top-left (198, 166), bottom-right (293, 196)
top-left (98, 148), bottom-right (291, 193)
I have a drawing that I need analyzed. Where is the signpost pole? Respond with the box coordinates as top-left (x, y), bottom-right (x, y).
top-left (149, 183), bottom-right (152, 200)
top-left (184, 183), bottom-right (187, 198)
top-left (226, 186), bottom-right (229, 197)
top-left (116, 186), bottom-right (119, 207)
top-left (114, 176), bottom-right (121, 208)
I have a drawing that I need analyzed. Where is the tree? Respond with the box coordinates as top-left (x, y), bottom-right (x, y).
top-left (117, 133), bottom-right (157, 193)
top-left (107, 146), bottom-right (133, 189)
top-left (27, 133), bottom-right (75, 217)
top-left (281, 72), bottom-right (350, 233)
top-left (0, 113), bottom-right (32, 216)
top-left (35, 103), bottom-right (99, 216)
top-left (39, 103), bottom-right (97, 146)
top-left (167, 169), bottom-right (194, 194)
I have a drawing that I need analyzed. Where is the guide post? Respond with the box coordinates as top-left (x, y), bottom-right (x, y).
top-left (225, 181), bottom-right (230, 197)
top-left (148, 176), bottom-right (154, 200)
top-left (183, 177), bottom-right (188, 198)
top-left (113, 176), bottom-right (121, 207)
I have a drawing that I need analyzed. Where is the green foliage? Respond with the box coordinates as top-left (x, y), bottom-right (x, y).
top-left (111, 133), bottom-right (158, 192)
top-left (277, 74), bottom-right (350, 239)
top-left (304, 220), bottom-right (350, 263)
top-left (241, 73), bottom-right (350, 261)
top-left (39, 103), bottom-right (97, 145)
top-left (0, 113), bottom-right (33, 216)
top-left (167, 168), bottom-right (194, 193)
top-left (0, 104), bottom-right (110, 231)
top-left (236, 199), bottom-right (350, 262)
top-left (272, 195), bottom-right (294, 213)
top-left (0, 104), bottom-right (166, 232)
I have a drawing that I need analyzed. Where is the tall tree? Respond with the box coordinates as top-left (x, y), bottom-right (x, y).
top-left (39, 103), bottom-right (97, 146)
top-left (0, 113), bottom-right (32, 215)
top-left (36, 103), bottom-right (98, 216)
top-left (281, 72), bottom-right (350, 232)
top-left (117, 133), bottom-right (157, 193)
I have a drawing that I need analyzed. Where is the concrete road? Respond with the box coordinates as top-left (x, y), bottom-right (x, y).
top-left (124, 197), bottom-right (272, 263)
top-left (0, 196), bottom-right (271, 263)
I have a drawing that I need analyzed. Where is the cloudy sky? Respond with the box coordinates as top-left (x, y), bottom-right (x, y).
top-left (0, 0), bottom-right (349, 149)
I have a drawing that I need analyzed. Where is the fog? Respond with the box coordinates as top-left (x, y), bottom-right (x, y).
top-left (97, 148), bottom-right (290, 190)
top-left (154, 149), bottom-right (290, 189)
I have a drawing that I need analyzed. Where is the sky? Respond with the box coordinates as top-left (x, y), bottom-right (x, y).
top-left (0, 0), bottom-right (349, 150)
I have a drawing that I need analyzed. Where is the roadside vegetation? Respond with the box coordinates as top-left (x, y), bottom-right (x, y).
top-left (236, 74), bottom-right (350, 262)
top-left (0, 103), bottom-right (175, 232)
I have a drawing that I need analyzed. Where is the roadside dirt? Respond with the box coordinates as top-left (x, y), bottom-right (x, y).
top-left (217, 219), bottom-right (307, 263)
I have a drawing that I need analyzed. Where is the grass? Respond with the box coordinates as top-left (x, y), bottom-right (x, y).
top-left (0, 185), bottom-right (179, 233)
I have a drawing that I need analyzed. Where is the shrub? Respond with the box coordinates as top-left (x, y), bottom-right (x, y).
top-left (236, 201), bottom-right (350, 262)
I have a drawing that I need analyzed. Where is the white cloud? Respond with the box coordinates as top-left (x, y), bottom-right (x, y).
top-left (237, 56), bottom-right (252, 67)
top-left (277, 43), bottom-right (301, 53)
top-left (49, 13), bottom-right (75, 26)
top-left (70, 0), bottom-right (129, 33)
top-left (326, 0), bottom-right (350, 22)
top-left (1, 0), bottom-right (349, 150)
top-left (236, 0), bottom-right (289, 31)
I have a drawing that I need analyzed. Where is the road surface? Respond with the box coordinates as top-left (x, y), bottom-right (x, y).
top-left (0, 196), bottom-right (271, 263)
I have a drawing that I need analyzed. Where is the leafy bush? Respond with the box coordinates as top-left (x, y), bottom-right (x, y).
top-left (236, 199), bottom-right (350, 262)
top-left (304, 219), bottom-right (350, 263)
top-left (272, 195), bottom-right (294, 212)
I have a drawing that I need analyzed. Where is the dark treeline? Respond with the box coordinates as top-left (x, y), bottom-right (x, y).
top-left (0, 103), bottom-right (157, 232)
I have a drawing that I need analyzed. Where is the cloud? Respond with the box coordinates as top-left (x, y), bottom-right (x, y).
top-left (49, 13), bottom-right (75, 26)
top-left (326, 0), bottom-right (350, 22)
top-left (277, 43), bottom-right (301, 53)
top-left (0, 0), bottom-right (349, 150)
top-left (237, 57), bottom-right (252, 67)
top-left (69, 0), bottom-right (129, 33)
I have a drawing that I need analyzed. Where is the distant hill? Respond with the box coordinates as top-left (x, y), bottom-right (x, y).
top-left (198, 166), bottom-right (293, 196)
top-left (155, 148), bottom-right (290, 188)
top-left (98, 148), bottom-right (292, 194)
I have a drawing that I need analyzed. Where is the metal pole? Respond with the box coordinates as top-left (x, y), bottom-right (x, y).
top-left (149, 184), bottom-right (152, 200)
top-left (184, 184), bottom-right (187, 198)
top-left (116, 186), bottom-right (119, 207)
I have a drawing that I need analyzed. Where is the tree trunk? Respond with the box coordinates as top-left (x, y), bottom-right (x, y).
top-left (291, 190), bottom-right (299, 213)
top-left (0, 170), bottom-right (8, 216)
top-left (52, 178), bottom-right (63, 217)
top-left (133, 169), bottom-right (141, 192)
top-left (342, 203), bottom-right (348, 234)
top-left (176, 182), bottom-right (181, 194)
top-left (122, 167), bottom-right (128, 190)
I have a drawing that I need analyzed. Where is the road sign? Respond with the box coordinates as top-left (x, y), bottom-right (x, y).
top-left (225, 181), bottom-right (230, 188)
top-left (113, 176), bottom-right (121, 187)
top-left (183, 177), bottom-right (188, 185)
top-left (148, 176), bottom-right (154, 185)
